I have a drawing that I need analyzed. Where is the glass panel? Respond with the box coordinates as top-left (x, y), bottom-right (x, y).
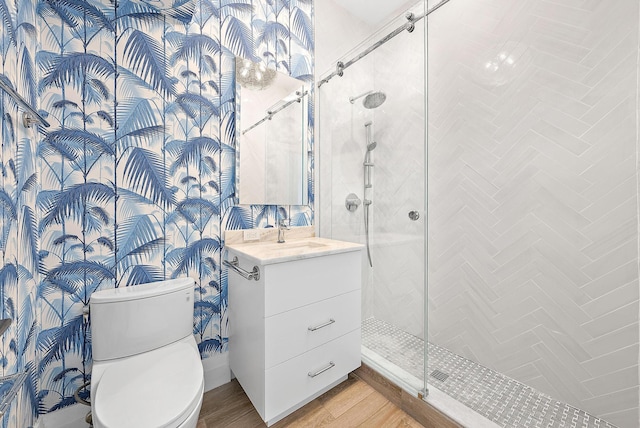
top-left (426, 0), bottom-right (639, 426)
top-left (318, 0), bottom-right (427, 396)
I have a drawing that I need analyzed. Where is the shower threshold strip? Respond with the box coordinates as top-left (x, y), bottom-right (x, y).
top-left (361, 318), bottom-right (618, 428)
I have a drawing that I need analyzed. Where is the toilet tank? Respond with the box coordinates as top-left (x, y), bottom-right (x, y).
top-left (91, 278), bottom-right (195, 361)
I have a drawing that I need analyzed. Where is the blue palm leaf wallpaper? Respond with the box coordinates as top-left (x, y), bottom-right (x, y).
top-left (0, 0), bottom-right (313, 423)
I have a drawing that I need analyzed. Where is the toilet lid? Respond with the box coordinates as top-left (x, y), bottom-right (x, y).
top-left (93, 342), bottom-right (203, 428)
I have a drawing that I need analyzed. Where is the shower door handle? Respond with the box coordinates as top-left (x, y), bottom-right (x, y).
top-left (408, 210), bottom-right (420, 221)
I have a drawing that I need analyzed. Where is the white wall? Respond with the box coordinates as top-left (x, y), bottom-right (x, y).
top-left (315, 0), bottom-right (374, 77)
top-left (426, 0), bottom-right (640, 426)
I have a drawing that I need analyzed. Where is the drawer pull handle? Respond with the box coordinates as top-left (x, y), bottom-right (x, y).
top-left (308, 361), bottom-right (335, 378)
top-left (308, 318), bottom-right (335, 332)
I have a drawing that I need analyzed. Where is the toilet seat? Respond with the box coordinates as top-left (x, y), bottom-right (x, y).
top-left (93, 341), bottom-right (204, 428)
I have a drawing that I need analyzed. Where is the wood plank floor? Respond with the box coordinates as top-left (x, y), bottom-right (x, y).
top-left (197, 375), bottom-right (425, 427)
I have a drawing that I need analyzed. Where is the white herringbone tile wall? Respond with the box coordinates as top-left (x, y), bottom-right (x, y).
top-left (427, 0), bottom-right (639, 427)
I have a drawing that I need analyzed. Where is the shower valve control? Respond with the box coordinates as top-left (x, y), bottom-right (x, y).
top-left (408, 210), bottom-right (420, 221)
top-left (345, 193), bottom-right (362, 212)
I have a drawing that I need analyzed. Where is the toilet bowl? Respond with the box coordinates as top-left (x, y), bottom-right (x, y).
top-left (90, 278), bottom-right (204, 428)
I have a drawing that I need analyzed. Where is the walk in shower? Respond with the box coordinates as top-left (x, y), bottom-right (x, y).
top-left (318, 0), bottom-right (640, 427)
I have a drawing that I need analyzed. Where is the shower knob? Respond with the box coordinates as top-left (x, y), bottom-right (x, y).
top-left (345, 193), bottom-right (362, 212)
top-left (408, 210), bottom-right (420, 221)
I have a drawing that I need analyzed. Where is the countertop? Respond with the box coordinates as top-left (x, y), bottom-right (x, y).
top-left (226, 236), bottom-right (363, 265)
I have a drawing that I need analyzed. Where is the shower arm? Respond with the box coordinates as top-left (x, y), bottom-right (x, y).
top-left (350, 91), bottom-right (372, 104)
top-left (317, 0), bottom-right (452, 88)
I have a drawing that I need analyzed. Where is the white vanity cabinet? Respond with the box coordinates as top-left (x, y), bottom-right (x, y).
top-left (227, 238), bottom-right (362, 426)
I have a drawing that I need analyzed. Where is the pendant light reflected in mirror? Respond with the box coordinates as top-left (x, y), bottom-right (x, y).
top-left (235, 57), bottom-right (277, 91)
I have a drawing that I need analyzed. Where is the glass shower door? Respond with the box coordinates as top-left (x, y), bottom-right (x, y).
top-left (318, 0), bottom-right (428, 396)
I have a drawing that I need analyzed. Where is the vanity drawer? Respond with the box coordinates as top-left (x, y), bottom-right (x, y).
top-left (265, 290), bottom-right (361, 368)
top-left (265, 329), bottom-right (361, 421)
top-left (264, 251), bottom-right (361, 316)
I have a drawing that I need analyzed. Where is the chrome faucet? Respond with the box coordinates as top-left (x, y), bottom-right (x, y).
top-left (277, 219), bottom-right (290, 243)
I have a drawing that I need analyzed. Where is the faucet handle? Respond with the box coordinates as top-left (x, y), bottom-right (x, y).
top-left (277, 219), bottom-right (290, 244)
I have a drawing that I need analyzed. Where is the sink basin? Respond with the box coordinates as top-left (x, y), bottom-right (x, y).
top-left (276, 240), bottom-right (326, 250)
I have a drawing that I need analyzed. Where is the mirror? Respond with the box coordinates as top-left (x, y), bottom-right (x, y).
top-left (235, 57), bottom-right (308, 205)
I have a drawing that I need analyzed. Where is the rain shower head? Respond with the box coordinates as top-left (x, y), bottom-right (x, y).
top-left (350, 90), bottom-right (387, 109)
top-left (363, 92), bottom-right (386, 109)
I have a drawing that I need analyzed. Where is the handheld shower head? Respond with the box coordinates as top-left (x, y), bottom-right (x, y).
top-left (367, 142), bottom-right (377, 151)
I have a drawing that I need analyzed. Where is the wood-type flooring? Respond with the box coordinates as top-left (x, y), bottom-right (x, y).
top-left (196, 375), bottom-right (425, 427)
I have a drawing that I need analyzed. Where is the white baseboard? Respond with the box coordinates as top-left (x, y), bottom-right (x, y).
top-left (203, 351), bottom-right (231, 392)
top-left (34, 404), bottom-right (88, 428)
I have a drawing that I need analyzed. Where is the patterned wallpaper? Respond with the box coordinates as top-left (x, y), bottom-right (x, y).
top-left (0, 0), bottom-right (313, 423)
top-left (0, 0), bottom-right (40, 425)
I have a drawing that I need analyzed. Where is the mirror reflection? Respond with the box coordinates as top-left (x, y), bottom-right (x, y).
top-left (235, 57), bottom-right (308, 206)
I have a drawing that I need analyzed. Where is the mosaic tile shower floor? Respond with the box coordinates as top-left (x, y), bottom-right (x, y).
top-left (361, 318), bottom-right (617, 428)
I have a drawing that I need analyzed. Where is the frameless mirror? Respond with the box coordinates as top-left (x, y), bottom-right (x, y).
top-left (235, 57), bottom-right (308, 205)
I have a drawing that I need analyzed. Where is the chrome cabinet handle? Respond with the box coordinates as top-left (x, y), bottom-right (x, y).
top-left (408, 210), bottom-right (420, 221)
top-left (308, 318), bottom-right (335, 331)
top-left (308, 361), bottom-right (335, 378)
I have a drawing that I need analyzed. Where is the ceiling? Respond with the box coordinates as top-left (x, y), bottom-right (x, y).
top-left (332, 0), bottom-right (417, 26)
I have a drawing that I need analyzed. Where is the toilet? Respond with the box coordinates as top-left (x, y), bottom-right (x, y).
top-left (90, 278), bottom-right (204, 428)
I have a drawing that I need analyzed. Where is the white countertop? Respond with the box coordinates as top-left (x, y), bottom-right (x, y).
top-left (226, 236), bottom-right (363, 265)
